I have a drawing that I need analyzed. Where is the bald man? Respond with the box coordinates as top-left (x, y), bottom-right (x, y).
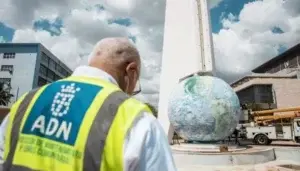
top-left (0, 37), bottom-right (177, 171)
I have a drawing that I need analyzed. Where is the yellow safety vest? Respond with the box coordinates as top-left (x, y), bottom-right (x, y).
top-left (3, 76), bottom-right (151, 171)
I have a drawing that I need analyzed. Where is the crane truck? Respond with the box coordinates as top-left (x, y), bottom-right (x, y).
top-left (239, 106), bottom-right (300, 145)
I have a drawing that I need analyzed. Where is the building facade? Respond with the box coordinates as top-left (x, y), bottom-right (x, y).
top-left (231, 43), bottom-right (300, 110)
top-left (232, 73), bottom-right (300, 109)
top-left (252, 43), bottom-right (300, 73)
top-left (0, 43), bottom-right (72, 105)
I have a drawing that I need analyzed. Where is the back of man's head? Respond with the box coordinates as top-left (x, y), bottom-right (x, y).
top-left (88, 37), bottom-right (141, 95)
top-left (88, 38), bottom-right (140, 65)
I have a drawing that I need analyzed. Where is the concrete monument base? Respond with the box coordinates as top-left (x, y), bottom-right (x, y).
top-left (172, 143), bottom-right (247, 153)
top-left (172, 143), bottom-right (300, 171)
top-left (172, 143), bottom-right (275, 165)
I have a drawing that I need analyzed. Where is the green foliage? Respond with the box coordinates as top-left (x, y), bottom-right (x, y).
top-left (0, 82), bottom-right (14, 106)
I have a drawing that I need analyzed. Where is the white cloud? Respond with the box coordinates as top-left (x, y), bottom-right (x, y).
top-left (5, 0), bottom-right (300, 107)
top-left (63, 9), bottom-right (130, 44)
top-left (12, 29), bottom-right (89, 68)
top-left (214, 0), bottom-right (300, 82)
top-left (5, 0), bottom-right (165, 106)
top-left (0, 0), bottom-right (84, 28)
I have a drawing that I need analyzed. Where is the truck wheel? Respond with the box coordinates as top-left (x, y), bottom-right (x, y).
top-left (255, 134), bottom-right (269, 145)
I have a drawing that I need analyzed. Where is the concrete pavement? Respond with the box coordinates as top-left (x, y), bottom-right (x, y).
top-left (172, 143), bottom-right (300, 171)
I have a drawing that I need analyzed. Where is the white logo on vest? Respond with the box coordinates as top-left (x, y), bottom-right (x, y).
top-left (31, 83), bottom-right (81, 141)
top-left (51, 83), bottom-right (81, 117)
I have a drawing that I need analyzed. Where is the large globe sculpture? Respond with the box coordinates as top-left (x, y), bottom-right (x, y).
top-left (168, 75), bottom-right (241, 142)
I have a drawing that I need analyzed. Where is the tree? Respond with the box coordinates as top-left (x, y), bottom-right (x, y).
top-left (145, 103), bottom-right (158, 118)
top-left (0, 82), bottom-right (14, 106)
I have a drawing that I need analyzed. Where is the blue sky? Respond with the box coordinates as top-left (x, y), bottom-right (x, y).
top-left (210, 0), bottom-right (256, 33)
top-left (0, 23), bottom-right (14, 42)
top-left (33, 18), bottom-right (64, 36)
top-left (0, 0), bottom-right (250, 43)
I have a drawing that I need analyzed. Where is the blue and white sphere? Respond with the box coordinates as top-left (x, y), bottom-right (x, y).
top-left (168, 75), bottom-right (241, 142)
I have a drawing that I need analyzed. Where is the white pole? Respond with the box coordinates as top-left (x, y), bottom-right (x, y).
top-left (157, 0), bottom-right (215, 143)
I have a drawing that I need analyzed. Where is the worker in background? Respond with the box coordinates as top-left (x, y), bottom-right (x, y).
top-left (0, 37), bottom-right (177, 171)
top-left (233, 128), bottom-right (240, 145)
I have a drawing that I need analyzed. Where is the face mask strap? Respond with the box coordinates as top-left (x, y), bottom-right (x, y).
top-left (132, 80), bottom-right (141, 96)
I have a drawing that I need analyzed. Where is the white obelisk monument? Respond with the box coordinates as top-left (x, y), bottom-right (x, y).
top-left (157, 0), bottom-right (215, 143)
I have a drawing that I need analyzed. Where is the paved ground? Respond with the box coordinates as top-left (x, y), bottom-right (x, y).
top-left (174, 160), bottom-right (300, 171)
top-left (174, 154), bottom-right (300, 171)
top-left (172, 141), bottom-right (300, 171)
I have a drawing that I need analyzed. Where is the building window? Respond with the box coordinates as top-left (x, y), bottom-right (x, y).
top-left (254, 85), bottom-right (273, 103)
top-left (237, 86), bottom-right (255, 104)
top-left (237, 84), bottom-right (274, 104)
top-left (39, 65), bottom-right (47, 76)
top-left (288, 56), bottom-right (298, 68)
top-left (266, 67), bottom-right (276, 73)
top-left (1, 65), bottom-right (14, 74)
top-left (56, 65), bottom-right (63, 74)
top-left (41, 53), bottom-right (49, 65)
top-left (273, 64), bottom-right (281, 73)
top-left (62, 69), bottom-right (69, 77)
top-left (0, 78), bottom-right (11, 85)
top-left (54, 74), bottom-right (62, 81)
top-left (3, 53), bottom-right (15, 59)
top-left (38, 77), bottom-right (47, 86)
top-left (47, 70), bottom-right (55, 80)
top-left (49, 59), bottom-right (56, 69)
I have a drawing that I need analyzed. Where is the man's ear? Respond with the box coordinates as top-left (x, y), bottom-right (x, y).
top-left (126, 61), bottom-right (138, 72)
top-left (125, 62), bottom-right (139, 88)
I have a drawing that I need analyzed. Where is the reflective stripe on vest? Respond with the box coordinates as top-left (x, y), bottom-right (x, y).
top-left (4, 88), bottom-right (39, 171)
top-left (83, 91), bottom-right (128, 171)
top-left (3, 86), bottom-right (130, 171)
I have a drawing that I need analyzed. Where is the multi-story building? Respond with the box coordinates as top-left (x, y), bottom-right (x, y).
top-left (231, 43), bottom-right (300, 110)
top-left (0, 43), bottom-right (72, 105)
top-left (252, 43), bottom-right (300, 74)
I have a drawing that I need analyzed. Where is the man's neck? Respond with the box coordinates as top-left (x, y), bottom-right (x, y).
top-left (72, 66), bottom-right (119, 86)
